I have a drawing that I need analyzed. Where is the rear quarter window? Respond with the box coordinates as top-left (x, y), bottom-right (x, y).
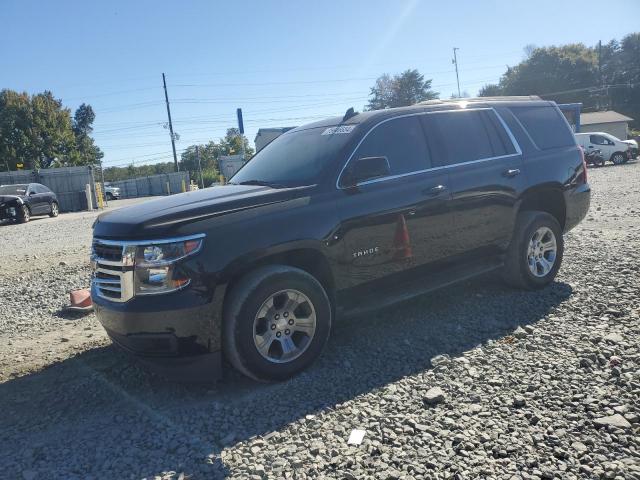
top-left (509, 105), bottom-right (575, 150)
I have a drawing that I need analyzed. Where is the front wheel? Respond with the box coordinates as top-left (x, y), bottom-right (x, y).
top-left (106, 193), bottom-right (114, 201)
top-left (502, 211), bottom-right (564, 290)
top-left (223, 265), bottom-right (332, 382)
top-left (49, 202), bottom-right (59, 217)
top-left (18, 205), bottom-right (30, 223)
top-left (611, 152), bottom-right (626, 165)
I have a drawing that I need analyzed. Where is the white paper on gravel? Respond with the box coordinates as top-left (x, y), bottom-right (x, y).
top-left (347, 429), bottom-right (366, 445)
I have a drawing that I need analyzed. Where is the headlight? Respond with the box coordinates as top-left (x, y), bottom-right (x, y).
top-left (134, 235), bottom-right (204, 295)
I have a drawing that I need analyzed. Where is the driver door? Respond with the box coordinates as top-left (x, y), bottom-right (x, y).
top-left (336, 115), bottom-right (454, 289)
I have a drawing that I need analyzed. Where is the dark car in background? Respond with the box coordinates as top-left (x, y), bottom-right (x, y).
top-left (0, 183), bottom-right (59, 223)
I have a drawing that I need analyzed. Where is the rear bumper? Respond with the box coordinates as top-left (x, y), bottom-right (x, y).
top-left (93, 283), bottom-right (225, 382)
top-left (564, 182), bottom-right (591, 232)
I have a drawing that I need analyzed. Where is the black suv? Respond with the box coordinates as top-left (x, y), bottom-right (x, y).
top-left (92, 98), bottom-right (590, 382)
top-left (0, 183), bottom-right (60, 223)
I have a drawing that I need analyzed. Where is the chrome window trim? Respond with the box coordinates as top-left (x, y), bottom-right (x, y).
top-left (335, 107), bottom-right (523, 190)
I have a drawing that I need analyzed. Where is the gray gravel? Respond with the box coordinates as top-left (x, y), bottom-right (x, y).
top-left (0, 164), bottom-right (639, 479)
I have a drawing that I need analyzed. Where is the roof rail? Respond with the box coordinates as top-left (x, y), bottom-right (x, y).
top-left (418, 95), bottom-right (541, 105)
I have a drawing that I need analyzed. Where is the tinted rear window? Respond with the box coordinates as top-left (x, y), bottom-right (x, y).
top-left (423, 110), bottom-right (514, 166)
top-left (510, 106), bottom-right (575, 150)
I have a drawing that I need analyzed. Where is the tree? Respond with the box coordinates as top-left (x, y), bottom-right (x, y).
top-left (178, 129), bottom-right (253, 186)
top-left (366, 69), bottom-right (439, 110)
top-left (72, 104), bottom-right (103, 166)
top-left (220, 128), bottom-right (254, 158)
top-left (479, 35), bottom-right (640, 129)
top-left (0, 89), bottom-right (103, 169)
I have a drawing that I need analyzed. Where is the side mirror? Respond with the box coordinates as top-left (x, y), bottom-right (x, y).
top-left (341, 156), bottom-right (391, 188)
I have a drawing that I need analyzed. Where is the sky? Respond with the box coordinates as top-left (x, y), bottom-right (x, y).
top-left (2, 0), bottom-right (639, 169)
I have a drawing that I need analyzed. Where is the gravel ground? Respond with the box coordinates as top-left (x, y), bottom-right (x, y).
top-left (0, 164), bottom-right (639, 480)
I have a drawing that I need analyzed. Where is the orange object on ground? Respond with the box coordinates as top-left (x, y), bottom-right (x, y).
top-left (393, 214), bottom-right (413, 259)
top-left (65, 289), bottom-right (93, 312)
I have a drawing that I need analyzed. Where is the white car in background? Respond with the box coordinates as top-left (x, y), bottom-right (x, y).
top-left (104, 184), bottom-right (121, 201)
top-left (574, 132), bottom-right (631, 165)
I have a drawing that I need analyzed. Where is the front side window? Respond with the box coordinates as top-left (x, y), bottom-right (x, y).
top-left (351, 116), bottom-right (430, 175)
top-left (590, 135), bottom-right (613, 146)
top-left (230, 126), bottom-right (353, 188)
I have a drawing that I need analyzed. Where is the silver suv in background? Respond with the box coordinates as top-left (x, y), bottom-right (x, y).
top-left (104, 184), bottom-right (121, 201)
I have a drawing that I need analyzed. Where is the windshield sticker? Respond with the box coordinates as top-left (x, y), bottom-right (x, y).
top-left (321, 125), bottom-right (355, 135)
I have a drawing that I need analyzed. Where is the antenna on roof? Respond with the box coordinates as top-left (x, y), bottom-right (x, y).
top-left (343, 107), bottom-right (357, 122)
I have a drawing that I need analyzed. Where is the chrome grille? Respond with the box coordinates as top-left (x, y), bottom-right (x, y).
top-left (91, 239), bottom-right (135, 302)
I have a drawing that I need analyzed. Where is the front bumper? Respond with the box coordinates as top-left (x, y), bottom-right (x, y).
top-left (92, 283), bottom-right (225, 382)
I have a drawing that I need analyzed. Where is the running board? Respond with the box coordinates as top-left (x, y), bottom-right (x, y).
top-left (338, 258), bottom-right (503, 318)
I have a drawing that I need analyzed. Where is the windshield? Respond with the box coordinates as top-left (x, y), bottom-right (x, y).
top-left (230, 125), bottom-right (354, 188)
top-left (0, 184), bottom-right (28, 195)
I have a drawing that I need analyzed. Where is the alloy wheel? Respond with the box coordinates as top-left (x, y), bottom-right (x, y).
top-left (527, 226), bottom-right (557, 277)
top-left (253, 289), bottom-right (317, 363)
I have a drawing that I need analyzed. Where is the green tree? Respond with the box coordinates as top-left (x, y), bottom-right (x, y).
top-left (72, 104), bottom-right (103, 166)
top-left (220, 128), bottom-right (254, 157)
top-left (479, 35), bottom-right (640, 129)
top-left (366, 69), bottom-right (439, 110)
top-left (0, 89), bottom-right (103, 169)
top-left (0, 90), bottom-right (32, 169)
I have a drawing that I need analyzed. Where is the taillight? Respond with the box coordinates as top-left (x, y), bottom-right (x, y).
top-left (579, 147), bottom-right (587, 183)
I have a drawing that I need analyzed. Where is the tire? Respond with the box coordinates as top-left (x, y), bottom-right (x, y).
top-left (18, 205), bottom-right (30, 223)
top-left (49, 201), bottom-right (59, 217)
top-left (223, 265), bottom-right (332, 382)
top-left (611, 152), bottom-right (626, 165)
top-left (502, 211), bottom-right (564, 290)
top-left (106, 193), bottom-right (114, 201)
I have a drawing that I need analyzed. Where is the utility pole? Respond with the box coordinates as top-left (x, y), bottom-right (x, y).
top-left (162, 73), bottom-right (179, 172)
top-left (452, 47), bottom-right (461, 98)
top-left (196, 145), bottom-right (204, 189)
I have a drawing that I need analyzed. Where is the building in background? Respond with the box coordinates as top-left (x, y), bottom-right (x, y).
top-left (254, 127), bottom-right (296, 153)
top-left (580, 111), bottom-right (634, 139)
top-left (218, 154), bottom-right (246, 183)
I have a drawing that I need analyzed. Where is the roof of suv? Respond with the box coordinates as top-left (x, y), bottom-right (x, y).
top-left (293, 96), bottom-right (554, 132)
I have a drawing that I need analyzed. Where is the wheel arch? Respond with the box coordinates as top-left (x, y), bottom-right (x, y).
top-left (221, 244), bottom-right (336, 303)
top-left (518, 185), bottom-right (566, 230)
top-left (610, 151), bottom-right (626, 161)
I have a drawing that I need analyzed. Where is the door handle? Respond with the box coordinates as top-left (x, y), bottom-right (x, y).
top-left (502, 168), bottom-right (521, 178)
top-left (424, 184), bottom-right (447, 196)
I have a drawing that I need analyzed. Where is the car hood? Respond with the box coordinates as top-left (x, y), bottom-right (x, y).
top-left (93, 184), bottom-right (314, 238)
top-left (622, 139), bottom-right (638, 148)
top-left (0, 195), bottom-right (25, 205)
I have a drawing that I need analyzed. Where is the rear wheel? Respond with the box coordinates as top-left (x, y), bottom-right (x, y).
top-left (502, 211), bottom-right (564, 290)
top-left (223, 265), bottom-right (332, 382)
top-left (49, 201), bottom-right (59, 217)
top-left (18, 205), bottom-right (30, 223)
top-left (611, 152), bottom-right (626, 165)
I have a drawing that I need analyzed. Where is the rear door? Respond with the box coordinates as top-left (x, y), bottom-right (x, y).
top-left (422, 108), bottom-right (525, 254)
top-left (336, 115), bottom-right (454, 289)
